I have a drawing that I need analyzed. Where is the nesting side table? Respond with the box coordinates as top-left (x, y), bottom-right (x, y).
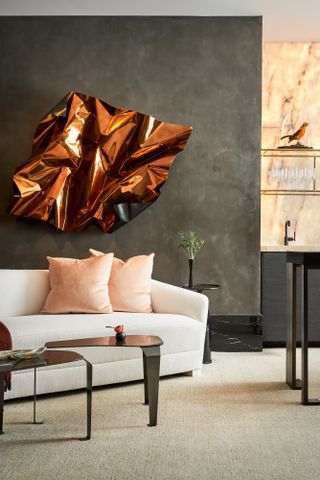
top-left (46, 335), bottom-right (163, 427)
top-left (0, 350), bottom-right (92, 440)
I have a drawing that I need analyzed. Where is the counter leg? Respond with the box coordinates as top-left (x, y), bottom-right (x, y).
top-left (301, 265), bottom-right (320, 405)
top-left (142, 347), bottom-right (160, 427)
top-left (286, 262), bottom-right (301, 389)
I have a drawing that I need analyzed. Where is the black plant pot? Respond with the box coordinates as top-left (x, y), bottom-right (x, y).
top-left (188, 259), bottom-right (194, 289)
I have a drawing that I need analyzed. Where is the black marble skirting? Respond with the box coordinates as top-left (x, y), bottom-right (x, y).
top-left (210, 315), bottom-right (263, 352)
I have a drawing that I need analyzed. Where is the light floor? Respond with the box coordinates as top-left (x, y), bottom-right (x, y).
top-left (2, 349), bottom-right (320, 480)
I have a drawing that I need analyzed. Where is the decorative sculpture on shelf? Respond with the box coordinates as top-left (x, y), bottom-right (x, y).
top-left (279, 122), bottom-right (311, 149)
top-left (105, 325), bottom-right (126, 342)
top-left (178, 231), bottom-right (205, 289)
top-left (8, 91), bottom-right (192, 232)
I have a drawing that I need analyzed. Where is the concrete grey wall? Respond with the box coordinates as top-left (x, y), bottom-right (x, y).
top-left (0, 16), bottom-right (261, 314)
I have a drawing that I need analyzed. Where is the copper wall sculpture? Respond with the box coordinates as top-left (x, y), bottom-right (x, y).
top-left (8, 91), bottom-right (192, 232)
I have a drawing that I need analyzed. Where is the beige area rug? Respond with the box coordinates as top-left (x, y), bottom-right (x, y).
top-left (2, 349), bottom-right (320, 480)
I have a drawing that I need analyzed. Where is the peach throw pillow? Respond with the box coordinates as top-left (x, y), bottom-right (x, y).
top-left (90, 249), bottom-right (154, 313)
top-left (42, 254), bottom-right (114, 314)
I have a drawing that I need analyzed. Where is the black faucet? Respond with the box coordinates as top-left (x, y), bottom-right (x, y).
top-left (284, 220), bottom-right (296, 246)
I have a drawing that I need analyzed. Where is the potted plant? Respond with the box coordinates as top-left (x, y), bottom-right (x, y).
top-left (178, 231), bottom-right (205, 288)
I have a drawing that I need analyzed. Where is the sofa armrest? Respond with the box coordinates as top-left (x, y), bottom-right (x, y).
top-left (151, 280), bottom-right (208, 325)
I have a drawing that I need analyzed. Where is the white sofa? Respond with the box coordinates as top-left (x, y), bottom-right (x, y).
top-left (0, 270), bottom-right (208, 400)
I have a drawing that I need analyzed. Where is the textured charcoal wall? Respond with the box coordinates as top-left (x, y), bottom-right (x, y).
top-left (0, 16), bottom-right (261, 314)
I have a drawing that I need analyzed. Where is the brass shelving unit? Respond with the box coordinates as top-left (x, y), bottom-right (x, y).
top-left (261, 148), bottom-right (320, 196)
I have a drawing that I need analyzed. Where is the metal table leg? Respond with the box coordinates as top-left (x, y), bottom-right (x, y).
top-left (142, 346), bottom-right (160, 427)
top-left (32, 361), bottom-right (93, 439)
top-left (0, 373), bottom-right (5, 434)
top-left (33, 368), bottom-right (43, 425)
top-left (143, 351), bottom-right (148, 405)
top-left (286, 262), bottom-right (301, 389)
top-left (80, 360), bottom-right (92, 440)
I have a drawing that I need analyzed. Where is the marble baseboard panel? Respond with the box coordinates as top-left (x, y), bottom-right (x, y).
top-left (209, 315), bottom-right (263, 352)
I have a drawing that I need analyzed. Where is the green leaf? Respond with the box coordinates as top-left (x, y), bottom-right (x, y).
top-left (177, 231), bottom-right (205, 259)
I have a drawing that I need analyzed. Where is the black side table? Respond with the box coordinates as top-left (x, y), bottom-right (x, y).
top-left (184, 283), bottom-right (221, 364)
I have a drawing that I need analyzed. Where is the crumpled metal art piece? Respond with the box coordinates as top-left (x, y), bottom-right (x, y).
top-left (8, 91), bottom-right (192, 232)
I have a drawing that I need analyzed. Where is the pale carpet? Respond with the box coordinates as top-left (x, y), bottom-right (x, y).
top-left (2, 349), bottom-right (320, 480)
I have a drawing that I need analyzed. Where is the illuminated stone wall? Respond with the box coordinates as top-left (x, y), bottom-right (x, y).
top-left (262, 43), bottom-right (320, 246)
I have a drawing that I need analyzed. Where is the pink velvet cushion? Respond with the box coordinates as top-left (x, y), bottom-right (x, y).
top-left (42, 254), bottom-right (114, 314)
top-left (90, 249), bottom-right (154, 313)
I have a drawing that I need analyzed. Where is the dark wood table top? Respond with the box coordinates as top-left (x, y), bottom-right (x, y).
top-left (46, 335), bottom-right (163, 349)
top-left (184, 283), bottom-right (221, 292)
top-left (0, 350), bottom-right (83, 373)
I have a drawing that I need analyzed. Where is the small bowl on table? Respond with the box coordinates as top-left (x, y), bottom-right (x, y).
top-left (11, 347), bottom-right (46, 360)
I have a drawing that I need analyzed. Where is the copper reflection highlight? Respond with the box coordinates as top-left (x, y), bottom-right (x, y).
top-left (8, 92), bottom-right (192, 232)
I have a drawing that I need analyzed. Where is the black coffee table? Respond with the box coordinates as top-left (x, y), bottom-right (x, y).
top-left (0, 350), bottom-right (92, 440)
top-left (46, 335), bottom-right (163, 427)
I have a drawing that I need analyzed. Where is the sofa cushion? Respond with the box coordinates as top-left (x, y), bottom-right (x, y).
top-left (90, 249), bottom-right (154, 313)
top-left (2, 313), bottom-right (204, 364)
top-left (42, 254), bottom-right (114, 314)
